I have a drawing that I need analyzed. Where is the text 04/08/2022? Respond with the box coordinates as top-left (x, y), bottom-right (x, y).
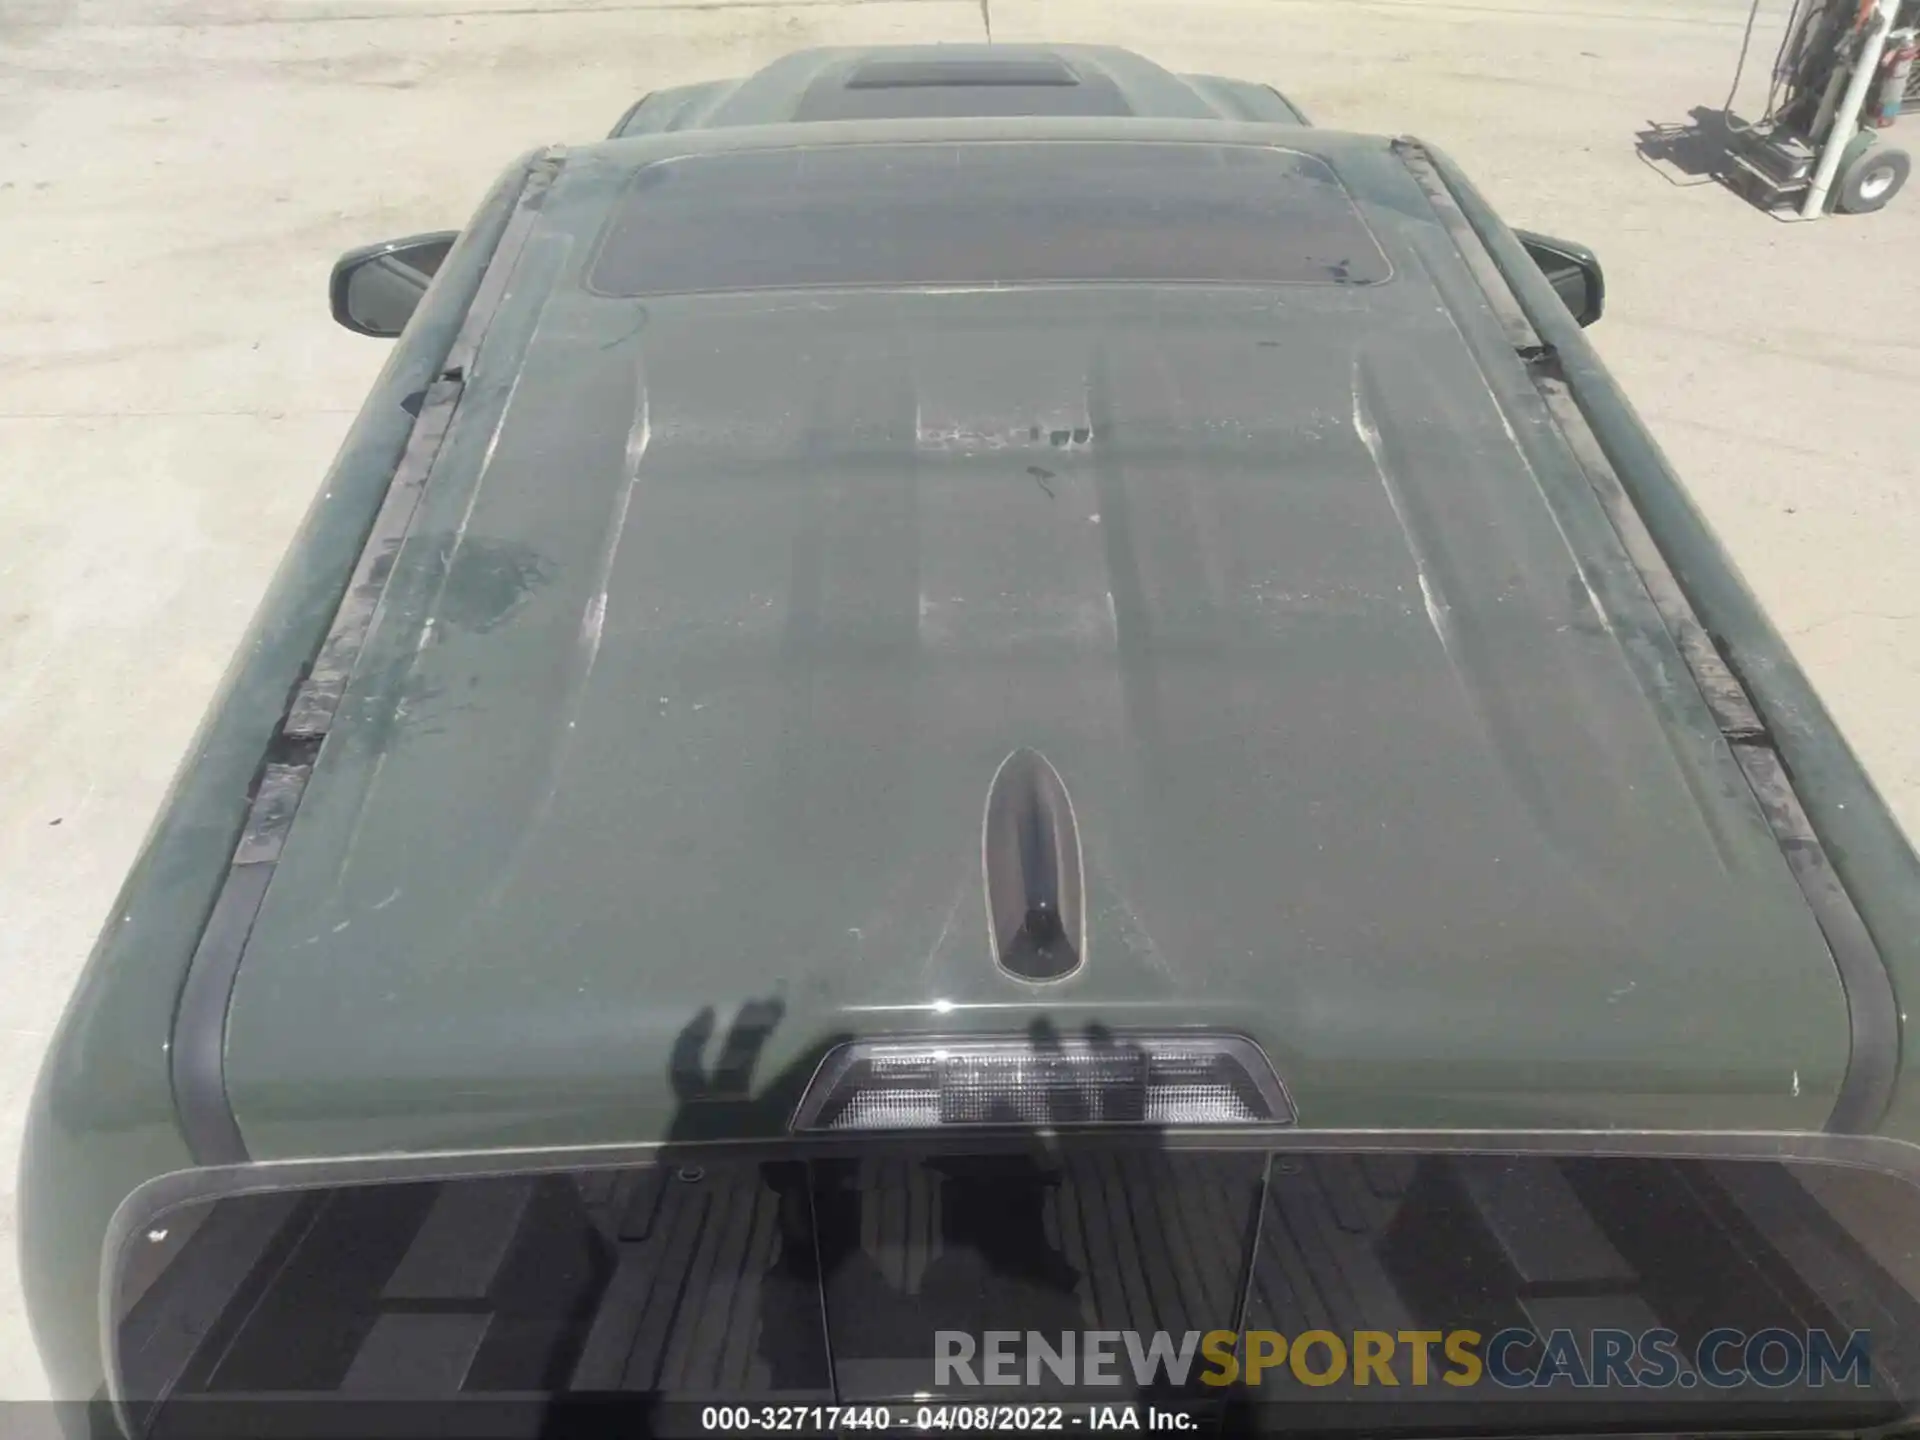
top-left (696, 1403), bottom-right (1200, 1432)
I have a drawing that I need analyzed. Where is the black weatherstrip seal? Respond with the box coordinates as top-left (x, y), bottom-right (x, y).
top-left (168, 150), bottom-right (568, 1167)
top-left (1390, 138), bottom-right (1898, 1135)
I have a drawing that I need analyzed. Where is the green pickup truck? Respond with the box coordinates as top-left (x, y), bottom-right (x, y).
top-left (20, 43), bottom-right (1920, 1440)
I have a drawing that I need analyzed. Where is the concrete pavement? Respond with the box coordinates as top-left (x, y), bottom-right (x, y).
top-left (3, 0), bottom-right (1917, 1400)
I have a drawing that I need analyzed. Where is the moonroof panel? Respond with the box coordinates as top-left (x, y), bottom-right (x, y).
top-left (587, 141), bottom-right (1391, 296)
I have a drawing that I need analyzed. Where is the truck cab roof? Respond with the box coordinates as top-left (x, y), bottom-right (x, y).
top-left (207, 103), bottom-right (1859, 1158)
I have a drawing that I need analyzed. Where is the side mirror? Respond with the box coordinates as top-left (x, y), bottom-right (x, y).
top-left (1513, 229), bottom-right (1605, 328)
top-left (329, 232), bottom-right (459, 338)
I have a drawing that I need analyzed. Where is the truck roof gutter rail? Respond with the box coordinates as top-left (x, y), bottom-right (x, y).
top-left (166, 150), bottom-right (570, 1167)
top-left (1391, 138), bottom-right (1916, 1136)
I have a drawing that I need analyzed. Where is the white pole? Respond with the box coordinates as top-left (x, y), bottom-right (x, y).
top-left (1802, 0), bottom-right (1899, 217)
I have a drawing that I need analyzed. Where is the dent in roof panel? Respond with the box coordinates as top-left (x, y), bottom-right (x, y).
top-left (586, 142), bottom-right (1391, 297)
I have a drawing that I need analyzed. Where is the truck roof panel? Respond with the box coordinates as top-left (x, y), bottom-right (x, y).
top-left (218, 134), bottom-right (1852, 1157)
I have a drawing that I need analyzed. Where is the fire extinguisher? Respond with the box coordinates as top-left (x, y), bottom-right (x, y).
top-left (1871, 28), bottom-right (1918, 127)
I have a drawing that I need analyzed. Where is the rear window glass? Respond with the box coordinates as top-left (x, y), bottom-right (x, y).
top-left (587, 141), bottom-right (1391, 296)
top-left (113, 1149), bottom-right (1920, 1433)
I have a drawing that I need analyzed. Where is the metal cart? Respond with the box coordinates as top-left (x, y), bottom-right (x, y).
top-left (1727, 0), bottom-right (1918, 215)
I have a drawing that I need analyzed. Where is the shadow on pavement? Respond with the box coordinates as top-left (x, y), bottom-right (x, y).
top-left (1634, 106), bottom-right (1748, 188)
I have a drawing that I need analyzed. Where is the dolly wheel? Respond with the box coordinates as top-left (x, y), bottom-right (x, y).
top-left (1835, 143), bottom-right (1910, 214)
